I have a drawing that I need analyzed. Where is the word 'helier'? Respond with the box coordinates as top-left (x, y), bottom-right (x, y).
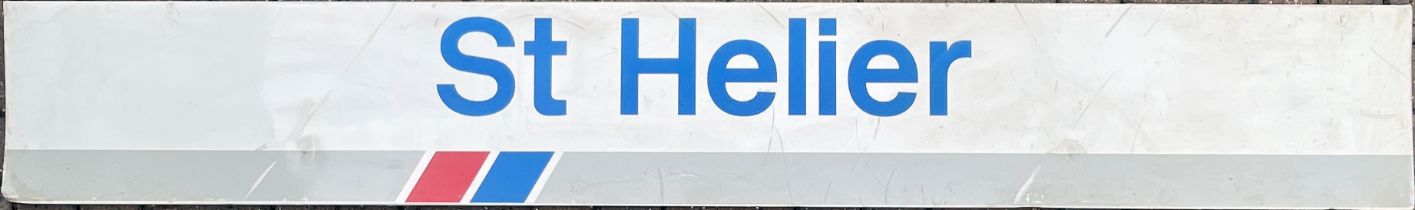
top-left (437, 17), bottom-right (974, 117)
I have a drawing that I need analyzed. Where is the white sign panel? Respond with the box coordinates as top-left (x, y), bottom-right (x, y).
top-left (3, 2), bottom-right (1412, 208)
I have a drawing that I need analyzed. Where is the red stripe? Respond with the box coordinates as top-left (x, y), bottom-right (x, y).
top-left (406, 151), bottom-right (489, 202)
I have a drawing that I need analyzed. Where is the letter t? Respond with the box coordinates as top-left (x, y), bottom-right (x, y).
top-left (525, 18), bottom-right (569, 116)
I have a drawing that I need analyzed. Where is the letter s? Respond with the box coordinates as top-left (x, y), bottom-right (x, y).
top-left (438, 17), bottom-right (516, 116)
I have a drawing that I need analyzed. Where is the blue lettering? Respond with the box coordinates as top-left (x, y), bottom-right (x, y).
top-left (787, 18), bottom-right (807, 115)
top-left (525, 18), bottom-right (570, 116)
top-left (438, 17), bottom-right (516, 116)
top-left (848, 40), bottom-right (918, 117)
top-left (435, 17), bottom-right (970, 118)
top-left (708, 40), bottom-right (777, 116)
top-left (819, 18), bottom-right (838, 116)
top-left (621, 18), bottom-right (697, 115)
top-left (929, 41), bottom-right (971, 116)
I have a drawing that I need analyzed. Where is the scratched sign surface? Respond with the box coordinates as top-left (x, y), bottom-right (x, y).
top-left (3, 2), bottom-right (1412, 208)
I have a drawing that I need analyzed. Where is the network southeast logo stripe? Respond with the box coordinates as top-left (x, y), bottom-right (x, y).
top-left (401, 151), bottom-right (558, 203)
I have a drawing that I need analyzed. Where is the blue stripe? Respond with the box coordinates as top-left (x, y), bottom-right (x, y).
top-left (470, 151), bottom-right (554, 203)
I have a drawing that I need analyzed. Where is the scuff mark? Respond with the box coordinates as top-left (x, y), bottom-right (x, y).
top-left (592, 52), bottom-right (618, 60)
top-left (288, 5), bottom-right (398, 147)
top-left (296, 135), bottom-right (321, 157)
top-left (1071, 102), bottom-right (1096, 128)
top-left (1367, 47), bottom-right (1410, 81)
top-left (920, 186), bottom-right (931, 205)
top-left (1012, 5), bottom-right (1042, 48)
top-left (1360, 109), bottom-right (1399, 119)
top-left (1104, 6), bottom-right (1133, 37)
top-left (882, 169), bottom-right (896, 204)
top-left (1277, 96), bottom-right (1313, 116)
top-left (1007, 68), bottom-right (1020, 83)
top-left (755, 4), bottom-right (786, 29)
top-left (562, 19), bottom-right (588, 31)
top-left (871, 117), bottom-right (882, 142)
top-left (165, 2), bottom-right (182, 27)
top-left (346, 5), bottom-right (398, 72)
top-left (1071, 71), bottom-right (1118, 128)
top-left (1142, 9), bottom-right (1169, 37)
top-left (783, 167), bottom-right (796, 201)
top-left (18, 4), bottom-right (77, 43)
top-left (1049, 138), bottom-right (1088, 154)
top-left (270, 8), bottom-right (285, 25)
top-left (767, 108), bottom-right (785, 152)
top-left (1240, 47), bottom-right (1251, 73)
top-left (567, 176), bottom-right (653, 193)
top-left (650, 168), bottom-right (665, 203)
top-left (1128, 116), bottom-right (1148, 153)
top-left (244, 161), bottom-right (278, 199)
top-left (1376, 130), bottom-right (1414, 152)
top-left (658, 5), bottom-right (681, 19)
top-left (285, 99), bottom-right (323, 153)
top-left (1013, 166), bottom-right (1042, 204)
top-left (1036, 114), bottom-right (1056, 141)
